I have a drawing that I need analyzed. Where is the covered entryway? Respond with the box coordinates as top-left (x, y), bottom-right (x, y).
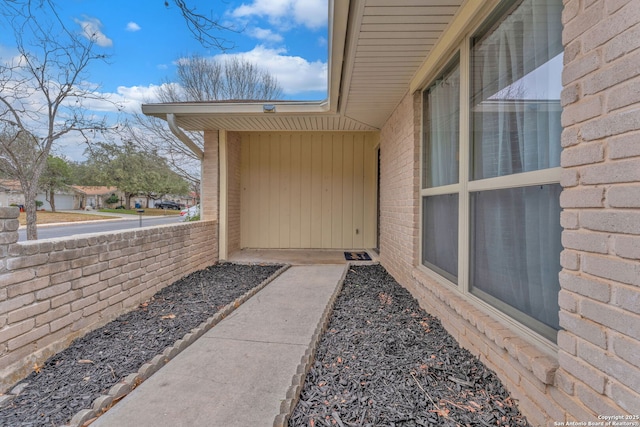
top-left (239, 131), bottom-right (378, 249)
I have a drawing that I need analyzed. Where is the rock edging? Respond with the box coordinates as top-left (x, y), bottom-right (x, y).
top-left (51, 263), bottom-right (291, 427)
top-left (273, 261), bottom-right (376, 427)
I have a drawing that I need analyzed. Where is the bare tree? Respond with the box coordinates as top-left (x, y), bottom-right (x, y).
top-left (127, 54), bottom-right (283, 185)
top-left (168, 0), bottom-right (239, 51)
top-left (0, 1), bottom-right (110, 240)
top-left (161, 55), bottom-right (284, 102)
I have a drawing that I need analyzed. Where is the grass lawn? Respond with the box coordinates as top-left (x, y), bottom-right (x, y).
top-left (17, 208), bottom-right (181, 226)
top-left (18, 211), bottom-right (116, 226)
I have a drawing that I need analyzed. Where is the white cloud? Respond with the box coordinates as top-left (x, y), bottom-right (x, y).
top-left (248, 27), bottom-right (284, 43)
top-left (75, 17), bottom-right (113, 47)
top-left (212, 45), bottom-right (327, 96)
top-left (126, 22), bottom-right (141, 32)
top-left (232, 0), bottom-right (327, 30)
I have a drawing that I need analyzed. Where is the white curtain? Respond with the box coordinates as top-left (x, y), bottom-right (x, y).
top-left (424, 63), bottom-right (459, 187)
top-left (470, 0), bottom-right (563, 337)
top-left (422, 61), bottom-right (460, 280)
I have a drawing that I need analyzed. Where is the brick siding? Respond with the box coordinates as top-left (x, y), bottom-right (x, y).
top-left (0, 207), bottom-right (218, 391)
top-left (202, 130), bottom-right (219, 221)
top-left (377, 0), bottom-right (640, 422)
top-left (378, 91), bottom-right (421, 286)
top-left (558, 0), bottom-right (640, 416)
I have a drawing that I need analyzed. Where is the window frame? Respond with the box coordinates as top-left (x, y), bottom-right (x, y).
top-left (418, 0), bottom-right (562, 347)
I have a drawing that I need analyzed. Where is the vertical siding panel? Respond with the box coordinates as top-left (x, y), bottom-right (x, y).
top-left (300, 134), bottom-right (312, 247)
top-left (249, 133), bottom-right (263, 248)
top-left (310, 134), bottom-right (323, 247)
top-left (240, 134), bottom-right (249, 248)
top-left (321, 135), bottom-right (333, 248)
top-left (342, 134), bottom-right (354, 248)
top-left (353, 134), bottom-right (365, 248)
top-left (240, 131), bottom-right (379, 249)
top-left (269, 135), bottom-right (280, 247)
top-left (279, 134), bottom-right (291, 248)
top-left (363, 134), bottom-right (378, 248)
top-left (331, 135), bottom-right (343, 247)
top-left (259, 134), bottom-right (271, 247)
top-left (290, 134), bottom-right (302, 248)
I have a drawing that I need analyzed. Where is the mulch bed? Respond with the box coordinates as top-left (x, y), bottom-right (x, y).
top-left (289, 265), bottom-right (530, 427)
top-left (0, 263), bottom-right (281, 427)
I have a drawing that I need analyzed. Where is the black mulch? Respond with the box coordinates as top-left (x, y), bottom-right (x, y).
top-left (289, 265), bottom-right (530, 427)
top-left (0, 262), bottom-right (281, 427)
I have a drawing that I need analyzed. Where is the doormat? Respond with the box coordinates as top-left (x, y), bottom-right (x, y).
top-left (344, 251), bottom-right (372, 261)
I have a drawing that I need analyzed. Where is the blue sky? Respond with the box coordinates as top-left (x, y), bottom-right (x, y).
top-left (0, 0), bottom-right (328, 159)
top-left (58, 0), bottom-right (329, 101)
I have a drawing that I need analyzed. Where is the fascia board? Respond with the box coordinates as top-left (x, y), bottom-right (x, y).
top-left (142, 100), bottom-right (330, 117)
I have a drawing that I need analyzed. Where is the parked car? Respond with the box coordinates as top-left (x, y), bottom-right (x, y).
top-left (155, 201), bottom-right (182, 210)
top-left (179, 204), bottom-right (200, 221)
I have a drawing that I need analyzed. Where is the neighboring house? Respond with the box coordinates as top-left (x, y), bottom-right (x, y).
top-left (72, 186), bottom-right (122, 209)
top-left (0, 180), bottom-right (25, 208)
top-left (141, 0), bottom-right (640, 423)
top-left (36, 187), bottom-right (82, 211)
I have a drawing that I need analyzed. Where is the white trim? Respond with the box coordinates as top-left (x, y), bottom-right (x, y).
top-left (417, 0), bottom-right (562, 346)
top-left (420, 183), bottom-right (460, 197)
top-left (219, 130), bottom-right (228, 260)
top-left (167, 114), bottom-right (204, 159)
top-left (458, 37), bottom-right (471, 294)
top-left (410, 0), bottom-right (501, 94)
top-left (144, 101), bottom-right (330, 117)
top-left (413, 266), bottom-right (558, 356)
top-left (468, 168), bottom-right (562, 192)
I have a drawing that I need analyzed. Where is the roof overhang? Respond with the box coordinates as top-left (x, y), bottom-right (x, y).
top-left (142, 0), bottom-right (468, 133)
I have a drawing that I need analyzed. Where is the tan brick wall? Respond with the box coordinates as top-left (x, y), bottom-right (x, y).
top-left (227, 131), bottom-right (242, 254)
top-left (377, 1), bottom-right (640, 423)
top-left (378, 91), bottom-right (421, 286)
top-left (0, 207), bottom-right (218, 391)
top-left (558, 0), bottom-right (640, 416)
top-left (202, 130), bottom-right (219, 221)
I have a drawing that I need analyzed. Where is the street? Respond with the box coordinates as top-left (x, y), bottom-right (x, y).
top-left (18, 215), bottom-right (183, 241)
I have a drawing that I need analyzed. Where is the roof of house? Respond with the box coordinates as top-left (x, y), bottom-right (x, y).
top-left (142, 0), bottom-right (474, 133)
top-left (0, 179), bottom-right (23, 192)
top-left (71, 186), bottom-right (119, 196)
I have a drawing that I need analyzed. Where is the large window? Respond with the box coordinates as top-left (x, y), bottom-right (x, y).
top-left (422, 58), bottom-right (460, 282)
top-left (421, 0), bottom-right (563, 342)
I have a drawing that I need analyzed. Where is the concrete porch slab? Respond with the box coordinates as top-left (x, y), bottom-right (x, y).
top-left (226, 248), bottom-right (377, 265)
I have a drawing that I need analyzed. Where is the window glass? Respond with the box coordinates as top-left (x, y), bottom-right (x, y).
top-left (470, 0), bottom-right (563, 180)
top-left (422, 194), bottom-right (458, 282)
top-left (423, 58), bottom-right (460, 188)
top-left (470, 184), bottom-right (562, 340)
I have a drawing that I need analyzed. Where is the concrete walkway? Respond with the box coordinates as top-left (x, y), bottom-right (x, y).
top-left (91, 264), bottom-right (346, 427)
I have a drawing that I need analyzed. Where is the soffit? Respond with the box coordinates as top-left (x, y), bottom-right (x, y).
top-left (340, 0), bottom-right (466, 128)
top-left (142, 0), bottom-right (466, 132)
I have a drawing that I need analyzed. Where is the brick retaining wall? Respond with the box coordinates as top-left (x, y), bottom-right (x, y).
top-left (0, 207), bottom-right (218, 391)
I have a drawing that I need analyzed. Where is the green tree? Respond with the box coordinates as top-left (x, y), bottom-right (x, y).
top-left (38, 155), bottom-right (72, 212)
top-left (86, 142), bottom-right (189, 208)
top-left (68, 161), bottom-right (102, 186)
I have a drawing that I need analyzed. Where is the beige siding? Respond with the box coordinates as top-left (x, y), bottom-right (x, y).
top-left (227, 131), bottom-right (242, 254)
top-left (240, 132), bottom-right (378, 249)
